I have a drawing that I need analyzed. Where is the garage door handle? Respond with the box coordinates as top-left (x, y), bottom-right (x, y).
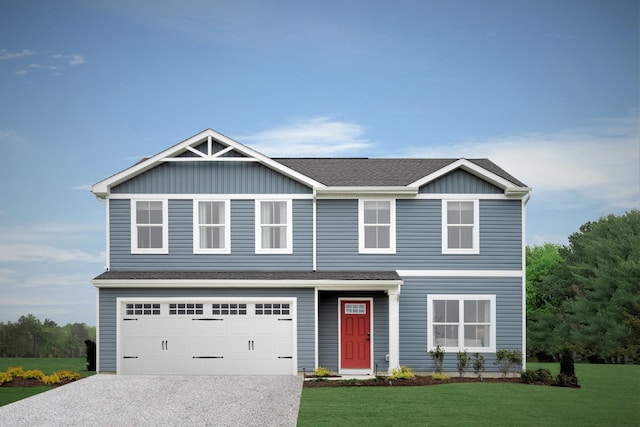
top-left (123, 356), bottom-right (138, 359)
top-left (193, 318), bottom-right (224, 321)
top-left (123, 318), bottom-right (138, 321)
top-left (278, 356), bottom-right (292, 359)
top-left (248, 340), bottom-right (254, 350)
top-left (192, 356), bottom-right (224, 359)
top-left (278, 318), bottom-right (293, 321)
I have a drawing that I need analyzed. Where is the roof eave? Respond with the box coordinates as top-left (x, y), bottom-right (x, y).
top-left (314, 186), bottom-right (419, 199)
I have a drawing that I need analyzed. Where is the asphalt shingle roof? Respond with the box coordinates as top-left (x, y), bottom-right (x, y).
top-left (275, 158), bottom-right (527, 187)
top-left (93, 271), bottom-right (402, 281)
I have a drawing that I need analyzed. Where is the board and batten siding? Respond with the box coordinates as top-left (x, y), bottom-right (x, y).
top-left (109, 199), bottom-right (313, 271)
top-left (112, 161), bottom-right (313, 194)
top-left (315, 199), bottom-right (522, 271)
top-left (420, 169), bottom-right (503, 194)
top-left (98, 287), bottom-right (315, 373)
top-left (398, 276), bottom-right (523, 373)
top-left (317, 291), bottom-right (389, 373)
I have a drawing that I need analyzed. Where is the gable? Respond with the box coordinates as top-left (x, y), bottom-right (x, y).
top-left (419, 169), bottom-right (503, 194)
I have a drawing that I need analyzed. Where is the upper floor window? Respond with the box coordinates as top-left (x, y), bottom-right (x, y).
top-left (131, 200), bottom-right (168, 254)
top-left (255, 200), bottom-right (292, 254)
top-left (193, 200), bottom-right (230, 254)
top-left (442, 200), bottom-right (479, 254)
top-left (359, 199), bottom-right (396, 253)
top-left (427, 294), bottom-right (496, 352)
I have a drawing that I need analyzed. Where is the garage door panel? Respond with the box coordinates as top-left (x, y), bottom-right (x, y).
top-left (119, 300), bottom-right (295, 375)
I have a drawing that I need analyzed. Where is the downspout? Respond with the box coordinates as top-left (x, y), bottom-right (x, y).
top-left (312, 190), bottom-right (317, 271)
top-left (521, 190), bottom-right (531, 370)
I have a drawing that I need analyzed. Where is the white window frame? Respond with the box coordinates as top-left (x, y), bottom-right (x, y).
top-left (193, 199), bottom-right (230, 254)
top-left (442, 199), bottom-right (479, 254)
top-left (358, 199), bottom-right (396, 254)
top-left (255, 199), bottom-right (293, 254)
top-left (427, 294), bottom-right (496, 353)
top-left (131, 199), bottom-right (168, 254)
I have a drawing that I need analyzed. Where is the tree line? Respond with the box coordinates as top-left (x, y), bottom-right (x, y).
top-left (0, 314), bottom-right (96, 358)
top-left (527, 210), bottom-right (639, 363)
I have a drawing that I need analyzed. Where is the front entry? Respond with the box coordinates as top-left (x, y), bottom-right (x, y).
top-left (339, 299), bottom-right (371, 372)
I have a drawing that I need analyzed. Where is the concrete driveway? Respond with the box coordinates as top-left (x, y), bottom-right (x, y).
top-left (0, 374), bottom-right (303, 426)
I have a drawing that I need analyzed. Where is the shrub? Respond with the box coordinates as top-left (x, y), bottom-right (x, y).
top-left (6, 366), bottom-right (24, 379)
top-left (520, 368), bottom-right (553, 384)
top-left (560, 348), bottom-right (576, 377)
top-left (313, 367), bottom-right (332, 377)
top-left (0, 372), bottom-right (13, 385)
top-left (431, 372), bottom-right (450, 381)
top-left (41, 373), bottom-right (61, 385)
top-left (20, 369), bottom-right (45, 380)
top-left (456, 350), bottom-right (469, 377)
top-left (429, 345), bottom-right (445, 373)
top-left (472, 353), bottom-right (485, 377)
top-left (556, 373), bottom-right (579, 387)
top-left (495, 349), bottom-right (523, 378)
top-left (389, 366), bottom-right (416, 380)
top-left (55, 370), bottom-right (81, 381)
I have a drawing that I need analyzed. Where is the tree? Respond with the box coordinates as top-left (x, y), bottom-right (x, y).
top-left (526, 243), bottom-right (562, 312)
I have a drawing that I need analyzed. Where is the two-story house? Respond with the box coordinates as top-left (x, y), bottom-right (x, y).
top-left (91, 128), bottom-right (530, 376)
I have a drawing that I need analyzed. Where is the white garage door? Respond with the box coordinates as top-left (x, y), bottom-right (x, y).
top-left (118, 298), bottom-right (296, 375)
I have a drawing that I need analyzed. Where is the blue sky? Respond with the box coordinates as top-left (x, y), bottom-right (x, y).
top-left (1, 0), bottom-right (638, 325)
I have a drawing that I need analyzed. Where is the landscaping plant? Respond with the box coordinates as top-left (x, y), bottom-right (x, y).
top-left (429, 345), bottom-right (445, 373)
top-left (456, 350), bottom-right (469, 377)
top-left (472, 352), bottom-right (485, 378)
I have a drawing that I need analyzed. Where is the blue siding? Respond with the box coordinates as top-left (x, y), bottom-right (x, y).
top-left (317, 291), bottom-right (389, 374)
top-left (110, 199), bottom-right (313, 271)
top-left (112, 162), bottom-right (312, 194)
top-left (316, 199), bottom-right (522, 271)
top-left (98, 287), bottom-right (315, 373)
top-left (420, 169), bottom-right (503, 194)
top-left (398, 276), bottom-right (523, 373)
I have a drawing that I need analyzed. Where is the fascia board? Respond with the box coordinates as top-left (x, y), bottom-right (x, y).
top-left (409, 158), bottom-right (519, 191)
top-left (92, 278), bottom-right (403, 289)
top-left (91, 129), bottom-right (326, 198)
top-left (315, 186), bottom-right (418, 199)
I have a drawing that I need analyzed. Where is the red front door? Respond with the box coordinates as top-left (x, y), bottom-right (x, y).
top-left (340, 300), bottom-right (371, 369)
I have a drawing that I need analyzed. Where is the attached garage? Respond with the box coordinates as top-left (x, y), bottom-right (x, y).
top-left (117, 298), bottom-right (297, 375)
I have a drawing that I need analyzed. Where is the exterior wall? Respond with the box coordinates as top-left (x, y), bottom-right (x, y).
top-left (109, 199), bottom-right (313, 271)
top-left (98, 287), bottom-right (315, 373)
top-left (317, 291), bottom-right (389, 374)
top-left (420, 169), bottom-right (503, 193)
top-left (316, 199), bottom-right (522, 271)
top-left (398, 276), bottom-right (523, 373)
top-left (112, 162), bottom-right (312, 194)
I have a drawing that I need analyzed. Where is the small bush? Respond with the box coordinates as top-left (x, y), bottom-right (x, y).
top-left (19, 369), bottom-right (45, 380)
top-left (472, 353), bottom-right (485, 377)
top-left (520, 368), bottom-right (553, 384)
top-left (55, 370), bottom-right (81, 381)
top-left (456, 350), bottom-right (469, 377)
top-left (560, 348), bottom-right (576, 377)
top-left (556, 373), bottom-right (579, 387)
top-left (496, 349), bottom-right (523, 377)
top-left (0, 372), bottom-right (13, 385)
top-left (389, 366), bottom-right (416, 380)
top-left (429, 345), bottom-right (445, 373)
top-left (41, 373), bottom-right (61, 385)
top-left (313, 367), bottom-right (332, 377)
top-left (6, 366), bottom-right (24, 379)
top-left (431, 372), bottom-right (450, 381)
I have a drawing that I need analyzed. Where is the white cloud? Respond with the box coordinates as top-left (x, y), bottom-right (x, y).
top-left (0, 49), bottom-right (34, 60)
top-left (239, 116), bottom-right (371, 156)
top-left (70, 54), bottom-right (85, 65)
top-left (404, 115), bottom-right (640, 211)
top-left (0, 243), bottom-right (103, 263)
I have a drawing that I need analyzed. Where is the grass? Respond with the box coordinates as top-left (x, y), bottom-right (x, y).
top-left (297, 363), bottom-right (640, 426)
top-left (0, 358), bottom-right (94, 407)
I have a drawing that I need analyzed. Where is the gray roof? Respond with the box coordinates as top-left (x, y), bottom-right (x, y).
top-left (275, 158), bottom-right (526, 187)
top-left (93, 271), bottom-right (402, 281)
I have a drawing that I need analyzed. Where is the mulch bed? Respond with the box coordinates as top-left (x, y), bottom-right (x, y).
top-left (303, 375), bottom-right (571, 388)
top-left (1, 378), bottom-right (75, 388)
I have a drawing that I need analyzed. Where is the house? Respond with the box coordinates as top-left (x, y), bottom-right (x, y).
top-left (90, 128), bottom-right (531, 376)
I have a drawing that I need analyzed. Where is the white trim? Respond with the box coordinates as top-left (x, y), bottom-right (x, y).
top-left (315, 186), bottom-right (417, 199)
top-left (397, 270), bottom-right (523, 277)
top-left (314, 287), bottom-right (319, 370)
top-left (338, 297), bottom-right (373, 374)
top-left (192, 199), bottom-right (231, 254)
top-left (93, 279), bottom-right (403, 289)
top-left (312, 198), bottom-right (317, 271)
top-left (255, 199), bottom-right (293, 254)
top-left (521, 198), bottom-right (527, 371)
top-left (427, 294), bottom-right (497, 353)
top-left (415, 193), bottom-right (509, 200)
top-left (104, 198), bottom-right (110, 270)
top-left (91, 129), bottom-right (325, 198)
top-left (161, 157), bottom-right (260, 162)
top-left (387, 288), bottom-right (400, 374)
top-left (130, 199), bottom-right (169, 254)
top-left (95, 288), bottom-right (100, 373)
top-left (108, 193), bottom-right (314, 200)
top-left (358, 199), bottom-right (396, 254)
top-left (410, 159), bottom-right (519, 190)
top-left (441, 199), bottom-right (479, 255)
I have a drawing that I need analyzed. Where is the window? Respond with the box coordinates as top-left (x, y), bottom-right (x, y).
top-left (169, 303), bottom-right (203, 315)
top-left (212, 303), bottom-right (247, 315)
top-left (345, 303), bottom-right (366, 314)
top-left (255, 200), bottom-right (292, 253)
top-left (131, 200), bottom-right (168, 254)
top-left (193, 200), bottom-right (230, 254)
top-left (359, 199), bottom-right (395, 253)
top-left (126, 303), bottom-right (160, 316)
top-left (427, 295), bottom-right (495, 352)
top-left (255, 303), bottom-right (290, 315)
top-left (442, 200), bottom-right (479, 254)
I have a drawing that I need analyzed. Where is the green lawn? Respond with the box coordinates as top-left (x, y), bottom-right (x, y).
top-left (298, 363), bottom-right (640, 426)
top-left (0, 357), bottom-right (94, 407)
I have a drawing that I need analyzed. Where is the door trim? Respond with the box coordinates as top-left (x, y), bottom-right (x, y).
top-left (337, 297), bottom-right (373, 375)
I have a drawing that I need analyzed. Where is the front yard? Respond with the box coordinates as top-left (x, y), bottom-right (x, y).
top-left (297, 363), bottom-right (639, 426)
